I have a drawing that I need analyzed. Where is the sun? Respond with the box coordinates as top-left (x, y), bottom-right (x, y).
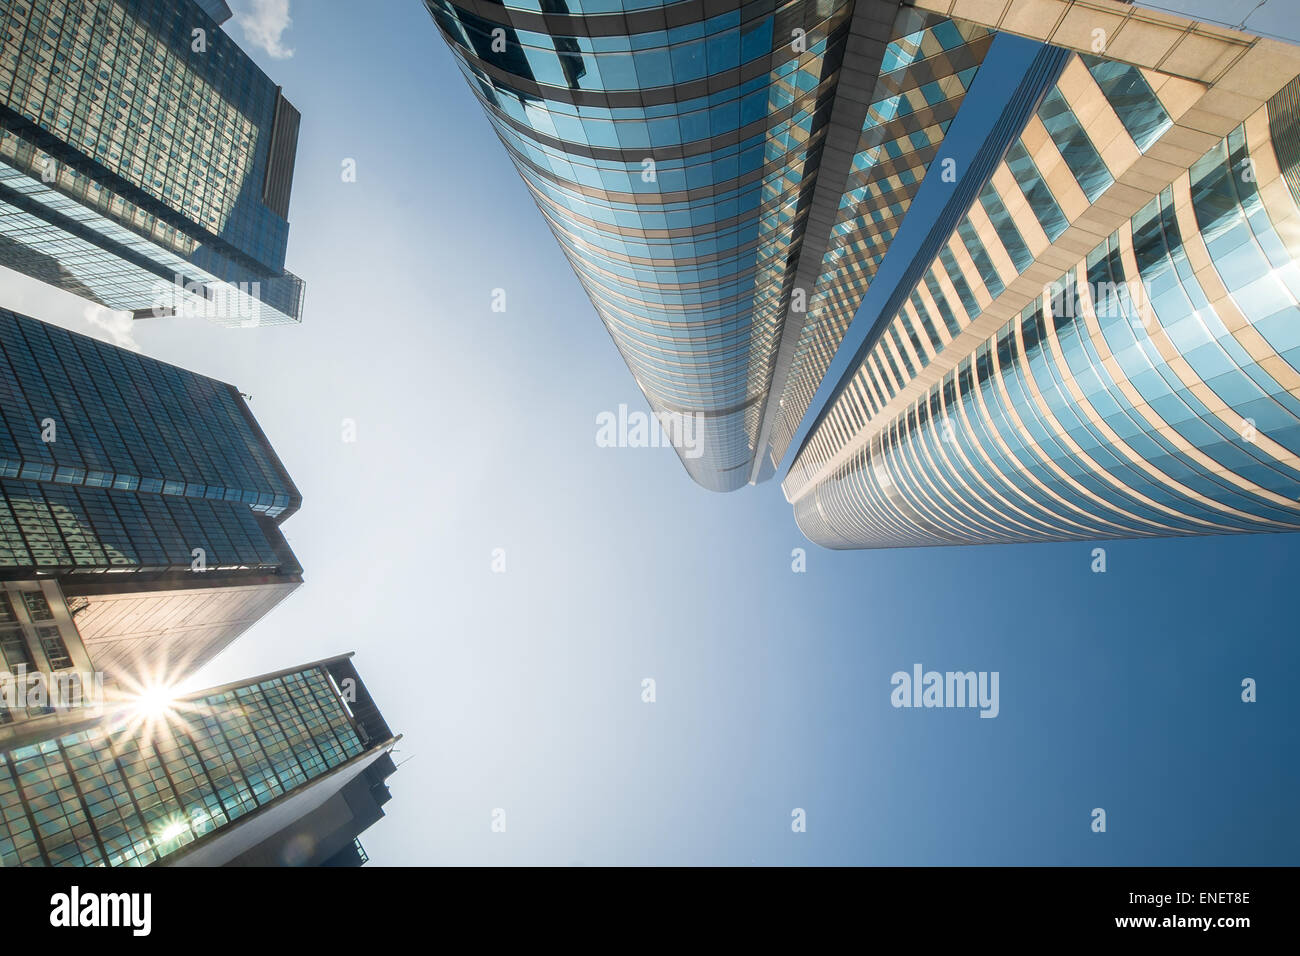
top-left (156, 820), bottom-right (189, 843)
top-left (99, 651), bottom-right (211, 750)
top-left (132, 684), bottom-right (177, 717)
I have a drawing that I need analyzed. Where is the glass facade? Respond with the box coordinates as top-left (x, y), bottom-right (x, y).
top-left (432, 0), bottom-right (1300, 529)
top-left (765, 9), bottom-right (992, 468)
top-left (427, 0), bottom-right (994, 491)
top-left (0, 587), bottom-right (73, 709)
top-left (788, 53), bottom-right (1153, 493)
top-left (1078, 54), bottom-right (1172, 153)
top-left (787, 65), bottom-right (1300, 549)
top-left (0, 0), bottom-right (304, 326)
top-left (0, 305), bottom-right (301, 574)
top-left (0, 663), bottom-right (368, 866)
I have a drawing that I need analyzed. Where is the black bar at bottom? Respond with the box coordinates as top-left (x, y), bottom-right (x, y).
top-left (4, 864), bottom-right (1288, 942)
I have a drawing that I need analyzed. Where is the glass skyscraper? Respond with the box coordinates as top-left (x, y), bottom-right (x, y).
top-left (426, 0), bottom-right (994, 490)
top-left (430, 0), bottom-right (1300, 553)
top-left (0, 304), bottom-right (303, 680)
top-left (0, 654), bottom-right (398, 867)
top-left (784, 3), bottom-right (1300, 548)
top-left (0, 0), bottom-right (304, 326)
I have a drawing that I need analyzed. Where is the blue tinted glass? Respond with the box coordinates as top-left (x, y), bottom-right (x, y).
top-left (978, 181), bottom-right (1034, 273)
top-left (1003, 141), bottom-right (1069, 241)
top-left (957, 220), bottom-right (1005, 298)
top-left (1038, 86), bottom-right (1114, 201)
top-left (1080, 55), bottom-right (1172, 152)
top-left (939, 246), bottom-right (980, 319)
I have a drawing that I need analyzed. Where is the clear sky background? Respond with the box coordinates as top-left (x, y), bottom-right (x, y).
top-left (3, 0), bottom-right (1297, 865)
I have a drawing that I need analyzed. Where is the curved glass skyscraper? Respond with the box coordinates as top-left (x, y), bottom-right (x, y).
top-left (426, 0), bottom-right (994, 490)
top-left (430, 0), bottom-right (1300, 538)
top-left (785, 17), bottom-right (1300, 548)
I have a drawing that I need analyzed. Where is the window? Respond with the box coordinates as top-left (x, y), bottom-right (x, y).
top-left (957, 220), bottom-right (1005, 298)
top-left (39, 626), bottom-right (73, 670)
top-left (1003, 141), bottom-right (1069, 241)
top-left (1038, 87), bottom-right (1114, 202)
top-left (1079, 55), bottom-right (1172, 153)
top-left (939, 246), bottom-right (980, 319)
top-left (20, 590), bottom-right (54, 621)
top-left (978, 181), bottom-right (1034, 273)
top-left (0, 630), bottom-right (34, 671)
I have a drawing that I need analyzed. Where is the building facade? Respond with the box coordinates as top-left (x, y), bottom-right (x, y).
top-left (0, 0), bottom-right (304, 326)
top-left (431, 0), bottom-right (1300, 539)
top-left (0, 304), bottom-right (303, 680)
top-left (1, 579), bottom-right (102, 750)
top-left (785, 2), bottom-right (1300, 548)
top-left (0, 654), bottom-right (398, 867)
top-left (426, 0), bottom-right (997, 490)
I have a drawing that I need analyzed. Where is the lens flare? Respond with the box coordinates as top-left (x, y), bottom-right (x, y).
top-left (157, 820), bottom-right (189, 843)
top-left (99, 650), bottom-right (212, 751)
top-left (133, 685), bottom-right (176, 717)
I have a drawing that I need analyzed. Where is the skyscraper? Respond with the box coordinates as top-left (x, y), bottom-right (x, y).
top-left (0, 304), bottom-right (303, 682)
top-left (784, 3), bottom-right (1300, 548)
top-left (0, 0), bottom-right (304, 327)
top-left (0, 653), bottom-right (399, 867)
top-left (431, 0), bottom-right (1300, 554)
top-left (426, 0), bottom-right (995, 490)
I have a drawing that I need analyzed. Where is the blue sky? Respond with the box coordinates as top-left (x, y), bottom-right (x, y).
top-left (3, 0), bottom-right (1298, 865)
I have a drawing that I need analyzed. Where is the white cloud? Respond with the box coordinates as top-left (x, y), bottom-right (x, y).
top-left (0, 265), bottom-right (139, 350)
top-left (234, 0), bottom-right (295, 60)
top-left (82, 304), bottom-right (140, 351)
